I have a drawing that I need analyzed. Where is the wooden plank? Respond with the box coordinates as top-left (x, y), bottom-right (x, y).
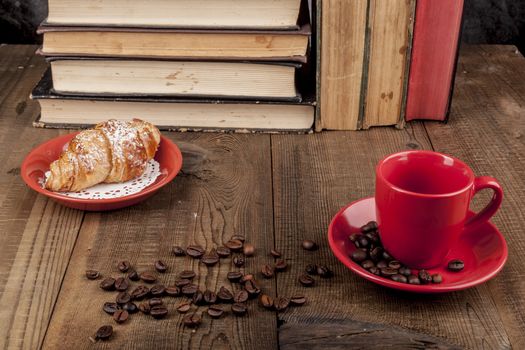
top-left (271, 122), bottom-right (511, 349)
top-left (424, 45), bottom-right (525, 349)
top-left (42, 133), bottom-right (278, 349)
top-left (319, 0), bottom-right (367, 130)
top-left (0, 45), bottom-right (86, 349)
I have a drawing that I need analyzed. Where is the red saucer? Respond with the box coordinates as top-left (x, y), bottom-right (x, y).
top-left (328, 197), bottom-right (507, 293)
top-left (21, 132), bottom-right (182, 211)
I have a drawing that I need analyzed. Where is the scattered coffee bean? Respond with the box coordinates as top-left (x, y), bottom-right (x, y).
top-left (432, 273), bottom-right (443, 284)
top-left (150, 284), bottom-right (166, 297)
top-left (138, 302), bottom-right (151, 314)
top-left (95, 325), bottom-right (113, 340)
top-left (388, 261), bottom-right (401, 270)
top-left (231, 235), bottom-right (246, 242)
top-left (270, 249), bottom-right (282, 258)
top-left (317, 265), bottom-right (333, 278)
top-left (154, 260), bottom-right (167, 273)
top-left (149, 298), bottom-right (163, 307)
top-left (192, 290), bottom-right (205, 305)
top-left (360, 221), bottom-right (378, 233)
top-left (172, 246), bottom-right (186, 256)
top-left (290, 295), bottom-right (307, 306)
top-left (177, 302), bottom-right (191, 313)
top-left (127, 269), bottom-right (140, 281)
top-left (182, 284), bottom-right (199, 296)
top-left (398, 266), bottom-right (411, 276)
top-left (240, 274), bottom-right (255, 284)
top-left (243, 243), bottom-right (255, 256)
top-left (259, 294), bottom-right (274, 309)
top-left (203, 290), bottom-right (217, 304)
top-left (186, 245), bottom-right (205, 258)
top-left (305, 264), bottom-right (318, 275)
top-left (348, 233), bottom-right (360, 242)
top-left (183, 314), bottom-right (202, 328)
top-left (100, 277), bottom-right (116, 291)
top-left (261, 264), bottom-right (274, 279)
top-left (299, 274), bottom-right (315, 287)
top-left (418, 270), bottom-right (433, 284)
top-left (302, 240), bottom-right (318, 251)
top-left (201, 249), bottom-right (220, 266)
top-left (227, 271), bottom-right (243, 283)
top-left (103, 302), bottom-right (120, 315)
top-left (139, 272), bottom-right (157, 284)
top-left (116, 292), bottom-right (131, 305)
top-left (380, 268), bottom-right (398, 277)
top-left (130, 285), bottom-right (150, 300)
top-left (448, 259), bottom-right (464, 272)
top-left (407, 275), bottom-right (421, 285)
top-left (179, 270), bottom-right (196, 280)
top-left (122, 302), bottom-right (138, 314)
top-left (150, 306), bottom-right (168, 319)
top-left (113, 309), bottom-right (128, 324)
top-left (224, 239), bottom-right (243, 252)
top-left (216, 246), bottom-right (231, 258)
top-left (233, 256), bottom-right (245, 267)
top-left (391, 274), bottom-right (408, 283)
top-left (351, 250), bottom-right (367, 263)
top-left (86, 270), bottom-right (100, 280)
top-left (369, 247), bottom-right (384, 262)
top-left (361, 260), bottom-right (375, 270)
top-left (117, 261), bottom-right (131, 273)
top-left (244, 280), bottom-right (261, 297)
top-left (233, 290), bottom-right (249, 303)
top-left (114, 277), bottom-right (129, 291)
top-left (176, 279), bottom-right (192, 288)
top-left (376, 260), bottom-right (388, 269)
top-left (274, 297), bottom-right (290, 311)
top-left (231, 303), bottom-right (248, 316)
top-left (369, 266), bottom-right (380, 275)
top-left (207, 306), bottom-right (224, 319)
top-left (217, 286), bottom-right (234, 302)
top-left (165, 286), bottom-right (181, 297)
top-left (274, 259), bottom-right (288, 272)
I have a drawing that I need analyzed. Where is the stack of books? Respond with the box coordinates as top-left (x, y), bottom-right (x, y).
top-left (32, 0), bottom-right (316, 132)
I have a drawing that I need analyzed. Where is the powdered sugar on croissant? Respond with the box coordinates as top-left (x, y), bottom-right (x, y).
top-left (45, 119), bottom-right (161, 192)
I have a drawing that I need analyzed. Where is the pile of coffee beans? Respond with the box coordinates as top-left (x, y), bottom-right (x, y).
top-left (87, 235), bottom-right (335, 342)
top-left (349, 221), bottom-right (465, 285)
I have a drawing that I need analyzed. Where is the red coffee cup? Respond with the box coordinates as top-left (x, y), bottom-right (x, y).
top-left (375, 150), bottom-right (503, 269)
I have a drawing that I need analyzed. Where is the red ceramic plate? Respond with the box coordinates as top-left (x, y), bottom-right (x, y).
top-left (21, 132), bottom-right (182, 211)
top-left (328, 197), bottom-right (508, 293)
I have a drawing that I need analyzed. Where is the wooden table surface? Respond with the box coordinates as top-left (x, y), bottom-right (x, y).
top-left (0, 44), bottom-right (524, 350)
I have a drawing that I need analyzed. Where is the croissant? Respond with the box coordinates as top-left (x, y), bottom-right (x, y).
top-left (45, 119), bottom-right (161, 192)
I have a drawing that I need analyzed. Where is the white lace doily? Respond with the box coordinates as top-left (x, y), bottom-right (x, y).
top-left (41, 159), bottom-right (161, 199)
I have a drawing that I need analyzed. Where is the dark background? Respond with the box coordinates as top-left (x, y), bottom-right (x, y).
top-left (1, 0), bottom-right (525, 53)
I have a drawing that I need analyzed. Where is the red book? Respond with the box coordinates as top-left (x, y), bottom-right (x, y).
top-left (406, 0), bottom-right (464, 121)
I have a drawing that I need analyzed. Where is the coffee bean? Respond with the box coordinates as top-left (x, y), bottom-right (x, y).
top-left (418, 269), bottom-right (432, 284)
top-left (165, 286), bottom-right (181, 297)
top-left (369, 266), bottom-right (380, 275)
top-left (127, 269), bottom-right (140, 281)
top-left (348, 233), bottom-right (360, 242)
top-left (234, 290), bottom-right (249, 303)
top-left (154, 260), bottom-right (167, 273)
top-left (290, 295), bottom-right (307, 306)
top-left (179, 270), bottom-right (196, 280)
top-left (130, 285), bottom-right (150, 300)
top-left (317, 265), bottom-right (333, 278)
top-left (177, 302), bottom-right (191, 313)
top-left (201, 249), bottom-right (220, 266)
top-left (117, 261), bottom-right (131, 273)
top-left (261, 264), bottom-right (274, 278)
top-left (376, 260), bottom-right (388, 269)
top-left (380, 267), bottom-right (398, 277)
top-left (172, 246), bottom-right (186, 256)
top-left (99, 277), bottom-right (116, 291)
top-left (150, 284), bottom-right (166, 297)
top-left (149, 298), bottom-right (163, 307)
top-left (183, 314), bottom-right (202, 328)
top-left (243, 243), bottom-right (255, 256)
top-left (388, 260), bottom-right (401, 270)
top-left (203, 290), bottom-right (217, 304)
top-left (224, 239), bottom-right (243, 252)
top-left (227, 271), bottom-right (243, 282)
top-left (407, 275), bottom-right (421, 285)
top-left (186, 245), bottom-right (205, 258)
top-left (138, 302), bottom-right (151, 314)
top-left (86, 270), bottom-right (100, 280)
top-left (139, 272), bottom-right (157, 284)
top-left (216, 246), bottom-right (231, 258)
top-left (302, 240), bottom-right (318, 251)
top-left (244, 280), bottom-right (261, 297)
top-left (175, 279), bottom-right (191, 288)
top-left (398, 266), bottom-right (412, 276)
top-left (448, 259), bottom-right (464, 272)
top-left (217, 286), bottom-right (234, 302)
top-left (274, 297), bottom-right (290, 311)
top-left (231, 235), bottom-right (246, 242)
top-left (116, 292), bottom-right (131, 305)
top-left (360, 221), bottom-right (378, 233)
top-left (114, 277), bottom-right (129, 291)
top-left (369, 247), bottom-right (384, 262)
top-left (122, 302), bottom-right (138, 314)
top-left (357, 236), bottom-right (370, 248)
top-left (382, 251), bottom-right (393, 261)
top-left (305, 264), bottom-right (318, 275)
top-left (270, 249), bottom-right (282, 258)
top-left (113, 309), bottom-right (128, 324)
top-left (233, 256), bottom-right (245, 267)
top-left (182, 284), bottom-right (199, 296)
top-left (150, 306), bottom-right (168, 319)
top-left (365, 232), bottom-right (380, 244)
top-left (192, 290), bottom-right (205, 305)
top-left (391, 274), bottom-right (408, 283)
top-left (351, 250), bottom-right (367, 263)
top-left (95, 325), bottom-right (113, 340)
top-left (240, 274), bottom-right (255, 284)
top-left (274, 259), bottom-right (288, 272)
top-left (231, 302), bottom-right (248, 316)
top-left (299, 274), bottom-right (315, 287)
top-left (207, 306), bottom-right (224, 319)
top-left (432, 273), bottom-right (443, 284)
top-left (259, 294), bottom-right (274, 309)
top-left (361, 260), bottom-right (375, 270)
top-left (103, 302), bottom-right (120, 315)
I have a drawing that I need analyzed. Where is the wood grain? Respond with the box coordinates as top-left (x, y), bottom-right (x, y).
top-left (319, 0), bottom-right (367, 130)
top-left (424, 45), bottom-right (525, 349)
top-left (42, 133), bottom-right (278, 349)
top-left (0, 45), bottom-right (86, 350)
top-left (363, 0), bottom-right (414, 128)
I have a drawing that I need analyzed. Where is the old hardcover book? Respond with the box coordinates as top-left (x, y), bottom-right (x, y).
top-left (37, 24), bottom-right (310, 62)
top-left (406, 0), bottom-right (464, 121)
top-left (31, 70), bottom-right (315, 132)
top-left (46, 0), bottom-right (303, 29)
top-left (49, 58), bottom-right (302, 101)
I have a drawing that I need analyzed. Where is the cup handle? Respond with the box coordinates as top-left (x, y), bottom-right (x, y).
top-left (464, 176), bottom-right (503, 231)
